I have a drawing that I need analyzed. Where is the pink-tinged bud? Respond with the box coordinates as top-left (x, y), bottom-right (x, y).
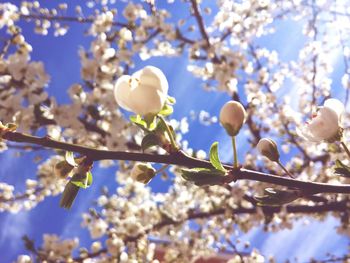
top-left (114, 66), bottom-right (169, 116)
top-left (257, 138), bottom-right (280, 162)
top-left (219, 101), bottom-right (247, 136)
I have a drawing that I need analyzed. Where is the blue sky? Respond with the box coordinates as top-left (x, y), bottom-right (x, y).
top-left (0, 0), bottom-right (349, 262)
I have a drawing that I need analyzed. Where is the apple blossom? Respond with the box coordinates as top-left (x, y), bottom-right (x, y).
top-left (89, 218), bottom-right (108, 239)
top-left (299, 98), bottom-right (344, 142)
top-left (119, 27), bottom-right (132, 41)
top-left (114, 66), bottom-right (169, 116)
top-left (257, 138), bottom-right (280, 162)
top-left (219, 101), bottom-right (247, 136)
top-left (130, 162), bottom-right (156, 184)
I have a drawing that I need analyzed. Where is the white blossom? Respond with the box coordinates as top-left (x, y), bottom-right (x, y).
top-left (114, 66), bottom-right (169, 115)
top-left (299, 98), bottom-right (344, 142)
top-left (119, 27), bottom-right (133, 41)
top-left (90, 11), bottom-right (114, 35)
top-left (0, 3), bottom-right (18, 29)
top-left (89, 218), bottom-right (108, 239)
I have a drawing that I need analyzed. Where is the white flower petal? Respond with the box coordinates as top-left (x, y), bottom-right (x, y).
top-left (307, 108), bottom-right (338, 141)
top-left (129, 88), bottom-right (164, 115)
top-left (298, 98), bottom-right (344, 142)
top-left (324, 98), bottom-right (344, 119)
top-left (113, 66), bottom-right (168, 115)
top-left (114, 75), bottom-right (133, 111)
top-left (133, 66), bottom-right (168, 94)
top-left (296, 126), bottom-right (320, 142)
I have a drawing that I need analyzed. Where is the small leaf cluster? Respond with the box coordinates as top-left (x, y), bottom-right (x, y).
top-left (334, 159), bottom-right (350, 178)
top-left (130, 96), bottom-right (177, 153)
top-left (180, 142), bottom-right (228, 186)
top-left (0, 121), bottom-right (17, 139)
top-left (55, 152), bottom-right (93, 209)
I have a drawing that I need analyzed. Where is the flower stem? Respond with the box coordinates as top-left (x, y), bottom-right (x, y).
top-left (155, 164), bottom-right (170, 175)
top-left (341, 141), bottom-right (350, 160)
top-left (277, 160), bottom-right (294, 179)
top-left (158, 115), bottom-right (179, 152)
top-left (232, 136), bottom-right (238, 168)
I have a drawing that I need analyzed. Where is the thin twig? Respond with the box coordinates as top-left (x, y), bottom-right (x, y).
top-left (226, 238), bottom-right (244, 263)
top-left (189, 0), bottom-right (211, 48)
top-left (341, 141), bottom-right (350, 160)
top-left (0, 33), bottom-right (18, 59)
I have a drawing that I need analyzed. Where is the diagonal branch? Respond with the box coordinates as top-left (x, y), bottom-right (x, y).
top-left (3, 130), bottom-right (350, 194)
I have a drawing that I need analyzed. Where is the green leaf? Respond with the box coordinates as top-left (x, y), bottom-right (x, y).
top-left (180, 167), bottom-right (226, 186)
top-left (158, 104), bottom-right (174, 117)
top-left (130, 115), bottom-right (148, 131)
top-left (167, 96), bottom-right (176, 105)
top-left (334, 159), bottom-right (350, 177)
top-left (141, 133), bottom-right (160, 151)
top-left (144, 114), bottom-right (157, 130)
top-left (60, 181), bottom-right (80, 209)
top-left (71, 180), bottom-right (87, 188)
top-left (86, 171), bottom-right (93, 187)
top-left (6, 123), bottom-right (17, 131)
top-left (209, 142), bottom-right (226, 172)
top-left (71, 171), bottom-right (93, 189)
top-left (65, 151), bottom-right (77, 167)
top-left (254, 188), bottom-right (301, 207)
top-left (155, 117), bottom-right (167, 133)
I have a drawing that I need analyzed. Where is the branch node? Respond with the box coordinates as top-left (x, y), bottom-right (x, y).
top-left (227, 166), bottom-right (241, 183)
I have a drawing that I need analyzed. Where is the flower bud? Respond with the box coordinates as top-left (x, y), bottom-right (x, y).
top-left (131, 162), bottom-right (156, 184)
top-left (257, 138), bottom-right (280, 162)
top-left (54, 160), bottom-right (74, 178)
top-left (219, 101), bottom-right (247, 136)
top-left (114, 66), bottom-right (169, 116)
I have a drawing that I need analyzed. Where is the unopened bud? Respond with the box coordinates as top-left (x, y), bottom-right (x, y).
top-left (257, 138), bottom-right (280, 162)
top-left (219, 101), bottom-right (247, 136)
top-left (131, 163), bottom-right (156, 184)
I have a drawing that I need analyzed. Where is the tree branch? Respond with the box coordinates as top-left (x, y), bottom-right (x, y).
top-left (0, 33), bottom-right (18, 59)
top-left (19, 14), bottom-right (129, 28)
top-left (3, 130), bottom-right (350, 194)
top-left (189, 0), bottom-right (211, 48)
